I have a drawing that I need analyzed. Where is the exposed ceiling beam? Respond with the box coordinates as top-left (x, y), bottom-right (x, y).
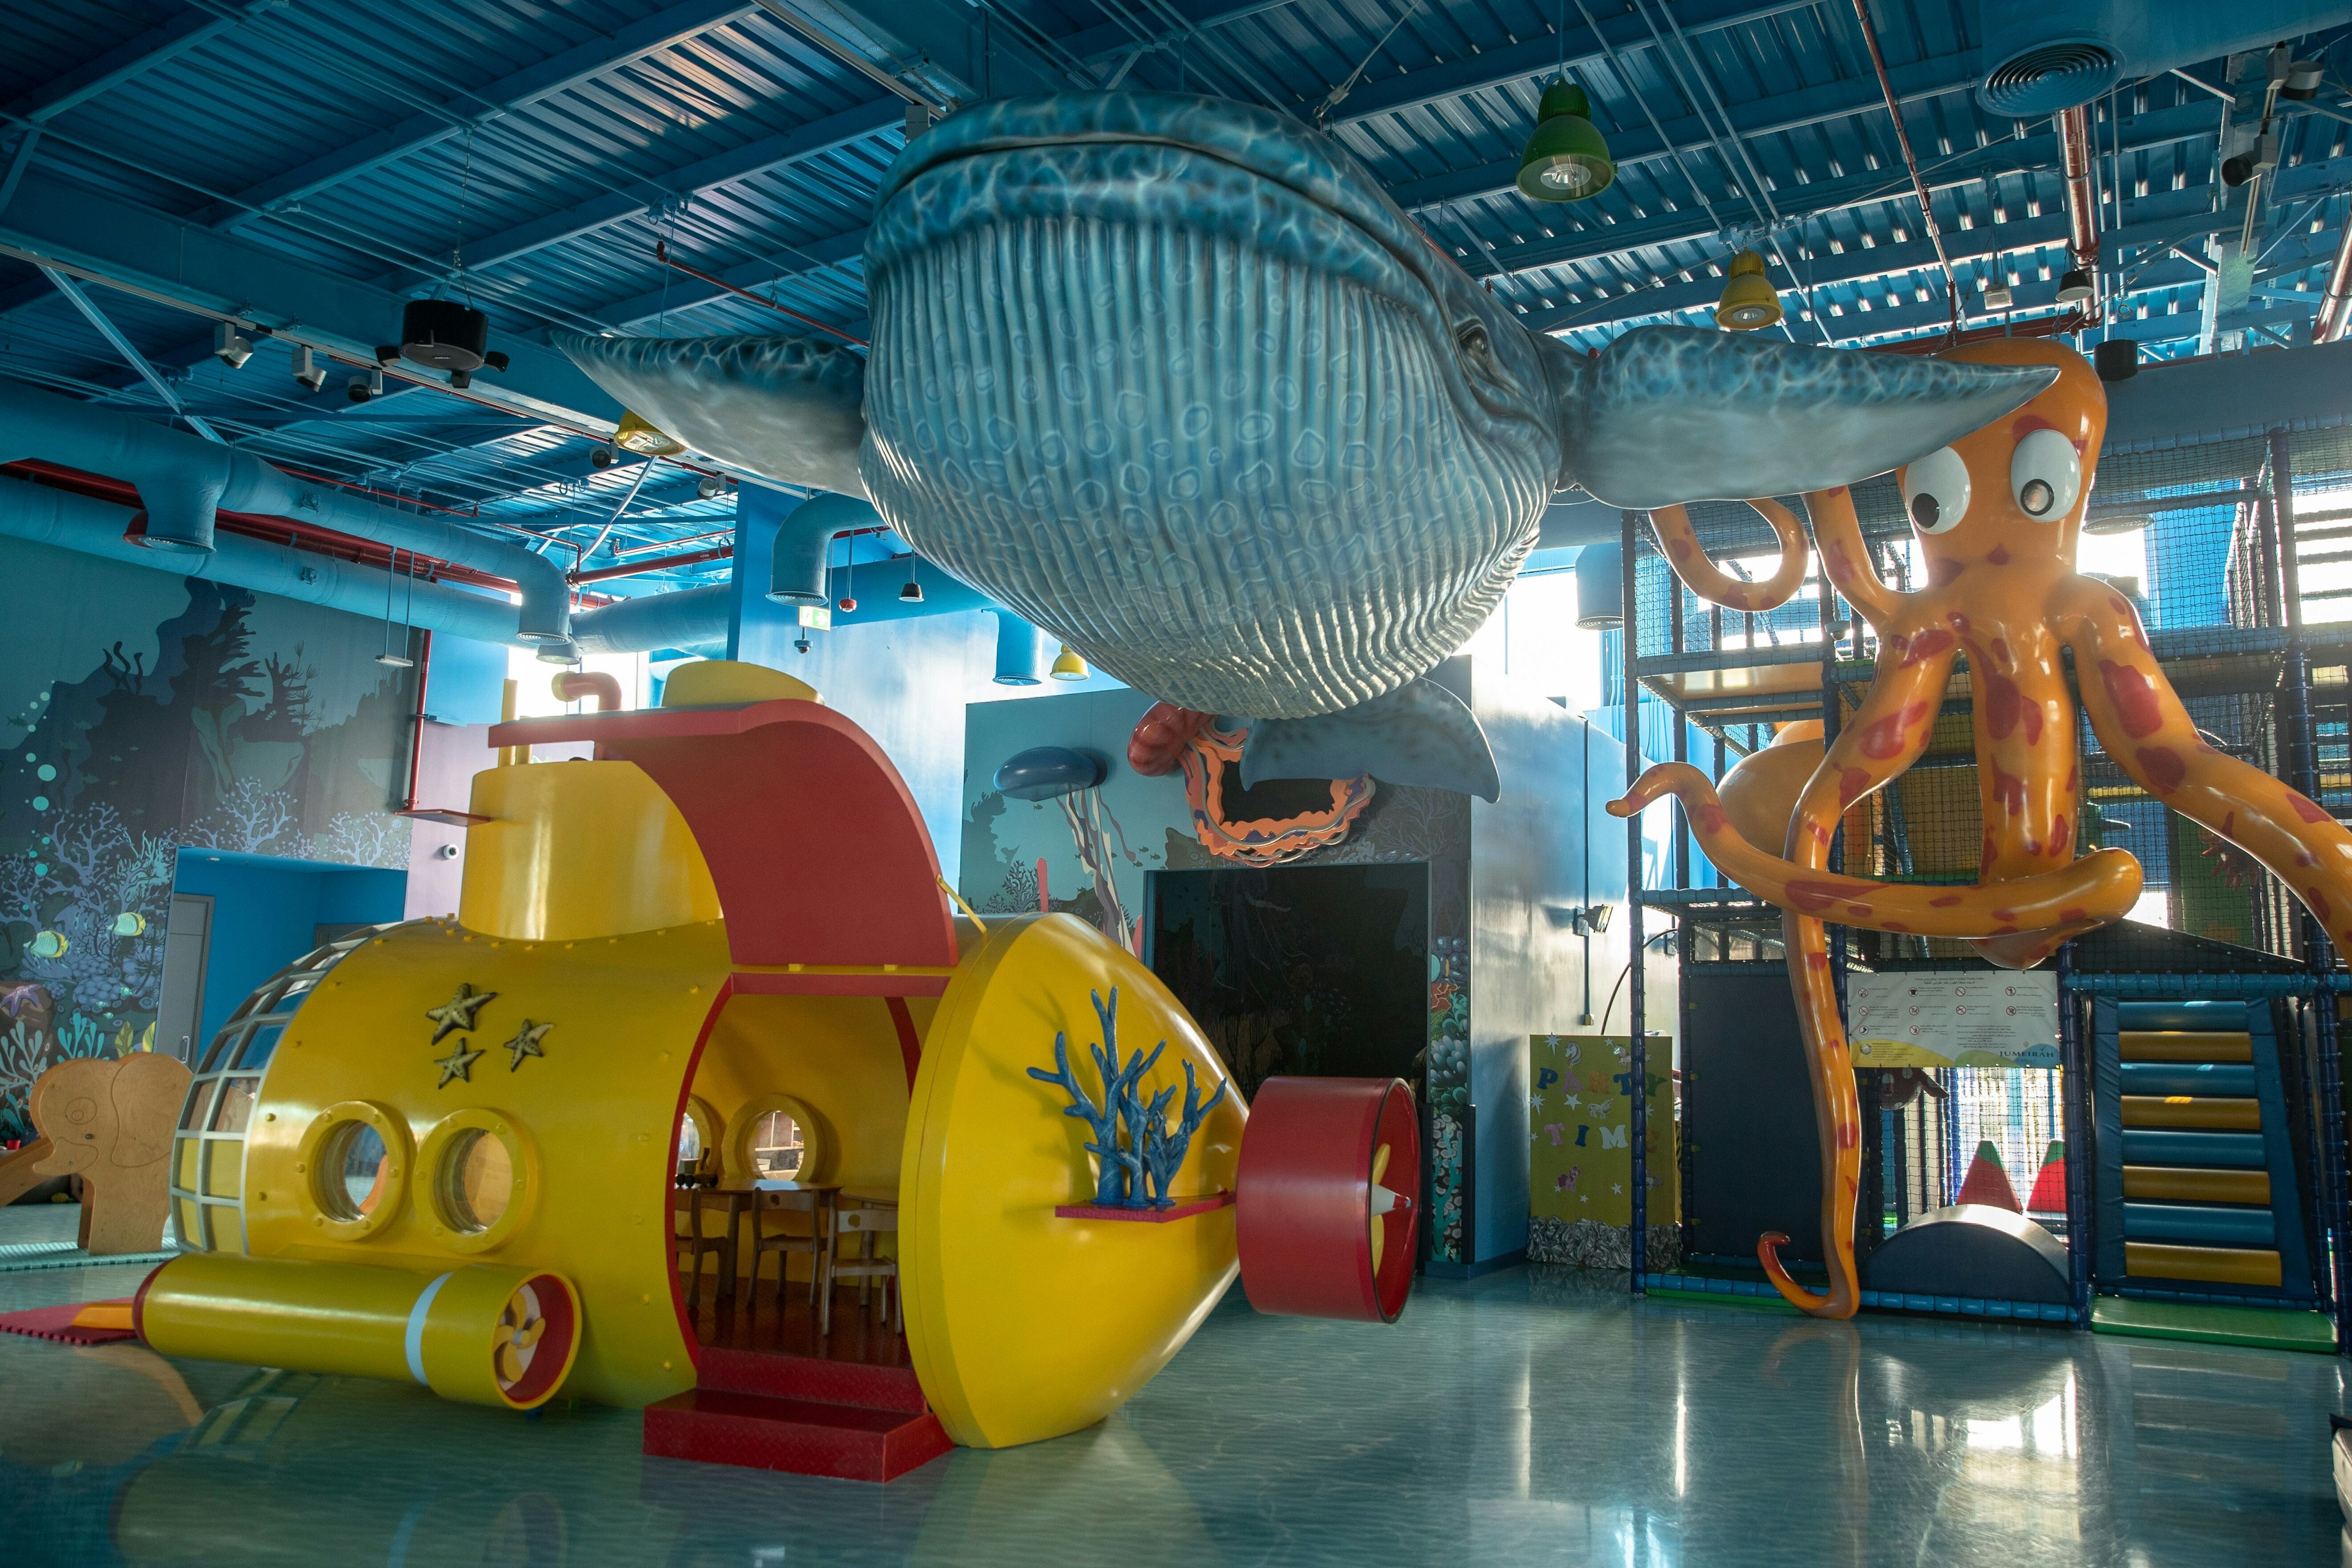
top-left (1474, 100), bottom-right (2234, 286)
top-left (378, 96), bottom-right (899, 297)
top-left (595, 225), bottom-right (869, 330)
top-left (0, 168), bottom-right (621, 433)
top-left (1524, 214), bottom-right (2073, 336)
top-left (1390, 49), bottom-right (1977, 213)
top-left (202, 0), bottom-right (765, 233)
top-left (2, 0), bottom-right (283, 126)
top-left (1327, 0), bottom-right (1820, 127)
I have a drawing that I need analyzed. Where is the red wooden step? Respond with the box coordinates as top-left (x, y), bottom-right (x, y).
top-left (643, 1388), bottom-right (952, 1483)
top-left (694, 1345), bottom-right (929, 1414)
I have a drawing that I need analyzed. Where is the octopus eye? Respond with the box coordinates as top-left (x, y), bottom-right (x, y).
top-left (2011, 427), bottom-right (2082, 521)
top-left (1901, 446), bottom-right (1970, 535)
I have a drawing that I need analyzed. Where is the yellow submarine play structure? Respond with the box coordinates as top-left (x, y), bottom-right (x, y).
top-left (134, 660), bottom-right (1419, 1481)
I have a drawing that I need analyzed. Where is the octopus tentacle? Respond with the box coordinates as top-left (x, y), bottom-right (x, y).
top-left (1803, 486), bottom-right (1904, 631)
top-left (2064, 578), bottom-right (2352, 953)
top-left (1646, 498), bottom-right (1812, 612)
top-left (1959, 616), bottom-right (2089, 970)
top-left (1611, 766), bottom-right (2141, 940)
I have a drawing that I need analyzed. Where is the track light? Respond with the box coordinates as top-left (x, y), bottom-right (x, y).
top-left (2282, 60), bottom-right (2324, 102)
top-left (590, 444), bottom-right (616, 470)
top-left (2055, 267), bottom-right (2094, 306)
top-left (695, 473), bottom-right (724, 499)
top-left (347, 366), bottom-right (383, 404)
top-left (290, 344), bottom-right (326, 393)
top-left (214, 320), bottom-right (253, 369)
top-left (1515, 80), bottom-right (1614, 202)
top-left (1713, 250), bottom-right (1781, 330)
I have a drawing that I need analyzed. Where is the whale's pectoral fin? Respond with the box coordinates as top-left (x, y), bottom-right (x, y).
top-left (1241, 678), bottom-right (1501, 802)
top-left (1559, 324), bottom-right (2058, 510)
top-left (552, 331), bottom-right (868, 497)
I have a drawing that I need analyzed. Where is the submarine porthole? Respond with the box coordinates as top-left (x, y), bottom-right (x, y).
top-left (440, 1129), bottom-right (514, 1232)
top-left (418, 1109), bottom-right (538, 1254)
top-left (318, 1121), bottom-right (388, 1219)
top-left (295, 1101), bottom-right (412, 1240)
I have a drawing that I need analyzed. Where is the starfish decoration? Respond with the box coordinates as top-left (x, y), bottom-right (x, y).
top-left (502, 1019), bottom-right (552, 1072)
top-left (435, 1039), bottom-right (485, 1088)
top-left (427, 982), bottom-right (499, 1044)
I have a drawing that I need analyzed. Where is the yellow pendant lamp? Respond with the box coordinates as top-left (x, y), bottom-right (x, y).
top-left (1714, 250), bottom-right (1783, 331)
top-left (1049, 645), bottom-right (1089, 682)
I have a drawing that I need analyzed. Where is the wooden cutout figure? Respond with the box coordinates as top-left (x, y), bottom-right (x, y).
top-left (29, 1052), bottom-right (192, 1255)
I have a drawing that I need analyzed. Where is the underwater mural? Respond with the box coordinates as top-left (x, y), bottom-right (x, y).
top-left (0, 537), bottom-right (417, 1139)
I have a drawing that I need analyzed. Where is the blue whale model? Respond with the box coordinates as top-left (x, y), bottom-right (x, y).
top-left (560, 92), bottom-right (2052, 799)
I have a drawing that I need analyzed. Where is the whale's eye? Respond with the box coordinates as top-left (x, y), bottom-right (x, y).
top-left (1454, 321), bottom-right (1502, 385)
top-left (1901, 446), bottom-right (1970, 535)
top-left (2011, 428), bottom-right (2081, 522)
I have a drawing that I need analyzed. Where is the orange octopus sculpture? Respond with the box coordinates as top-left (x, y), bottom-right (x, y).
top-left (1610, 339), bottom-right (2352, 1319)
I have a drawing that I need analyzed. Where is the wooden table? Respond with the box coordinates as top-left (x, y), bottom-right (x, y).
top-left (680, 1186), bottom-right (759, 1298)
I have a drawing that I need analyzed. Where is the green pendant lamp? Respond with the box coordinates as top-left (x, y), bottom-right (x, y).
top-left (1516, 80), bottom-right (1615, 202)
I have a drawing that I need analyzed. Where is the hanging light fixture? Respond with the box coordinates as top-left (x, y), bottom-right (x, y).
top-left (1050, 644), bottom-right (1090, 681)
top-left (376, 546), bottom-right (416, 668)
top-left (1515, 80), bottom-right (1614, 202)
top-left (2054, 266), bottom-right (2095, 306)
top-left (1714, 251), bottom-right (1782, 330)
top-left (899, 553), bottom-right (924, 603)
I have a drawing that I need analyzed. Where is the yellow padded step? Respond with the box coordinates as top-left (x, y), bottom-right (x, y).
top-left (2124, 1166), bottom-right (2272, 1205)
top-left (2126, 1242), bottom-right (2282, 1288)
top-left (2120, 1031), bottom-right (2253, 1063)
top-left (2121, 1095), bottom-right (2261, 1131)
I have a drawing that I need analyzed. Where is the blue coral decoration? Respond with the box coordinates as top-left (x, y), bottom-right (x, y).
top-left (1035, 987), bottom-right (1171, 1213)
top-left (1139, 1059), bottom-right (1227, 1207)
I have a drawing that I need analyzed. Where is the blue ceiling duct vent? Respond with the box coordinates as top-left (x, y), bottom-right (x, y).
top-left (1976, 0), bottom-right (2324, 117)
top-left (993, 747), bottom-right (1106, 802)
top-left (1575, 541), bottom-right (1623, 631)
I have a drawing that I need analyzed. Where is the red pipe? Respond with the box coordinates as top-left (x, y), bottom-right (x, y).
top-left (570, 543), bottom-right (732, 584)
top-left (2318, 224), bottom-right (2352, 345)
top-left (4, 460), bottom-right (617, 606)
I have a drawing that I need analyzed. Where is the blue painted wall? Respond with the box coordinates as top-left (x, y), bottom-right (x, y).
top-left (173, 849), bottom-right (405, 1052)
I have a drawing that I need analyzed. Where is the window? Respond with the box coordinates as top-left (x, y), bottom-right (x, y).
top-left (752, 1110), bottom-right (803, 1176)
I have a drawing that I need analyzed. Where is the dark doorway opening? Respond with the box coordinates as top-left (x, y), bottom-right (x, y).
top-left (1148, 863), bottom-right (1430, 1101)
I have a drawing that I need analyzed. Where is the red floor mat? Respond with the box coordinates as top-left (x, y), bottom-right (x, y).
top-left (0, 1299), bottom-right (137, 1345)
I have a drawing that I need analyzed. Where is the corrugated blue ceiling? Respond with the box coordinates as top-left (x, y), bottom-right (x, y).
top-left (3, 0), bottom-right (2350, 588)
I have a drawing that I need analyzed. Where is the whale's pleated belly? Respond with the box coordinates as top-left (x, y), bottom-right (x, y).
top-left (861, 215), bottom-right (1550, 718)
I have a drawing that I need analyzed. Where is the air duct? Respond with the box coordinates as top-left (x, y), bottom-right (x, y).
top-left (1976, 0), bottom-right (2330, 116)
top-left (1, 475), bottom-right (1044, 677)
top-left (0, 380), bottom-right (571, 643)
top-left (992, 609), bottom-right (1047, 685)
top-left (767, 491), bottom-right (886, 604)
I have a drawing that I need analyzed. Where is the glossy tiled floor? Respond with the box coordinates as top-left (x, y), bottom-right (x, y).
top-left (2, 1219), bottom-right (2345, 1566)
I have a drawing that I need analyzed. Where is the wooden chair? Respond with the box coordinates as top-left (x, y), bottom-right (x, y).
top-left (750, 1188), bottom-right (827, 1306)
top-left (673, 1189), bottom-right (730, 1309)
top-left (822, 1195), bottom-right (899, 1336)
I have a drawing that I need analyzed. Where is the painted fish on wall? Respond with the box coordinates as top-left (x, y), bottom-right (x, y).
top-left (560, 92), bottom-right (2053, 799)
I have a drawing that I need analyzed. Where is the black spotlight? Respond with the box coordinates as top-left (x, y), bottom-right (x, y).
top-left (2094, 339), bottom-right (2139, 383)
top-left (377, 299), bottom-right (508, 389)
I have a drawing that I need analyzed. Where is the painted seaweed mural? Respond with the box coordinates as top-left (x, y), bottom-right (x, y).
top-left (0, 547), bottom-right (417, 1135)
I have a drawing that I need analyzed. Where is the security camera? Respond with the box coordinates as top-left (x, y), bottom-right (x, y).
top-left (291, 344), bottom-right (326, 393)
top-left (214, 320), bottom-right (254, 369)
top-left (347, 366), bottom-right (383, 404)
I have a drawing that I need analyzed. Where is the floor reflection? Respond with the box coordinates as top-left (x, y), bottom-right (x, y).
top-left (0, 1256), bottom-right (2341, 1566)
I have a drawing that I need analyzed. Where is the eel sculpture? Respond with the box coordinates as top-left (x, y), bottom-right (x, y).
top-left (1611, 339), bottom-right (2352, 1317)
top-left (560, 91), bottom-right (2056, 799)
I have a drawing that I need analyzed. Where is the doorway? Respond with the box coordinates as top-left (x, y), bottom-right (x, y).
top-left (156, 895), bottom-right (213, 1063)
top-left (1148, 862), bottom-right (1430, 1101)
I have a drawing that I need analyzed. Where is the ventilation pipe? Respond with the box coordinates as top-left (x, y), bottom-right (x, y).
top-left (2318, 225), bottom-right (2352, 345)
top-left (992, 609), bottom-right (1047, 685)
top-left (1, 474), bottom-right (1050, 676)
top-left (0, 381), bottom-right (571, 644)
top-left (2056, 104), bottom-right (2100, 318)
top-left (767, 491), bottom-right (885, 604)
